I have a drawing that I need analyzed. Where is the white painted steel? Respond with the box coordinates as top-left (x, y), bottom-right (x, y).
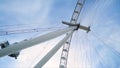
top-left (34, 30), bottom-right (74, 68)
top-left (0, 27), bottom-right (76, 57)
top-left (59, 0), bottom-right (86, 67)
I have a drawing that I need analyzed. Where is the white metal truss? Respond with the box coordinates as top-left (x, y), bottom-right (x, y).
top-left (59, 0), bottom-right (86, 68)
top-left (70, 0), bottom-right (86, 24)
top-left (59, 36), bottom-right (72, 68)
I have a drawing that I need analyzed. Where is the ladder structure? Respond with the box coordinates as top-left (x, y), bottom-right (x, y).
top-left (70, 0), bottom-right (86, 24)
top-left (59, 0), bottom-right (86, 68)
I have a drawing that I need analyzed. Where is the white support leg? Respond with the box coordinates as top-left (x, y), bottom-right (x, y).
top-left (0, 27), bottom-right (76, 58)
top-left (34, 30), bottom-right (74, 68)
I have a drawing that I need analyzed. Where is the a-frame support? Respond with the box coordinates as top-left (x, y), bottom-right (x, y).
top-left (34, 30), bottom-right (74, 68)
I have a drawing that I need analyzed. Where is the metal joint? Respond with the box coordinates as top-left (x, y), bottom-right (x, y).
top-left (62, 21), bottom-right (80, 30)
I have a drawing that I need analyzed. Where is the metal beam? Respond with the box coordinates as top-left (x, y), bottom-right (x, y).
top-left (0, 27), bottom-right (76, 57)
top-left (34, 30), bottom-right (74, 68)
top-left (79, 25), bottom-right (90, 33)
top-left (62, 21), bottom-right (91, 32)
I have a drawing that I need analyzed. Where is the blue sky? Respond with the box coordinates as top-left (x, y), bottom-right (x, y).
top-left (0, 0), bottom-right (120, 68)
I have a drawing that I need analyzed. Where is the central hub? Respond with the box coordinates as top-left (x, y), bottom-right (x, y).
top-left (62, 21), bottom-right (91, 33)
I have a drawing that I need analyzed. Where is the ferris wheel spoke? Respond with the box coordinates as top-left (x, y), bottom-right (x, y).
top-left (89, 34), bottom-right (105, 68)
top-left (91, 32), bottom-right (120, 58)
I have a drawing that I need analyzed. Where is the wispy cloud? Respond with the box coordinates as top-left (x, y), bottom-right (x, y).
top-left (0, 0), bottom-right (120, 68)
top-left (0, 0), bottom-right (55, 67)
top-left (0, 0), bottom-right (54, 27)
